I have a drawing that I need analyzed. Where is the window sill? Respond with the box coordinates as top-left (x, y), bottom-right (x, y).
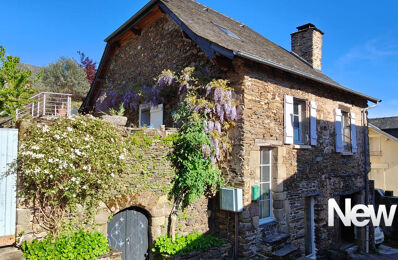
top-left (293, 144), bottom-right (312, 149)
top-left (259, 218), bottom-right (276, 226)
top-left (341, 152), bottom-right (354, 156)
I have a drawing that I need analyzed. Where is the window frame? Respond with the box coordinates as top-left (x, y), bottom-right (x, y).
top-left (259, 148), bottom-right (273, 225)
top-left (293, 98), bottom-right (309, 145)
top-left (341, 111), bottom-right (352, 152)
top-left (139, 103), bottom-right (164, 128)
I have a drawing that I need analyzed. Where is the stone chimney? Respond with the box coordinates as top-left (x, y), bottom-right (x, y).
top-left (291, 23), bottom-right (324, 71)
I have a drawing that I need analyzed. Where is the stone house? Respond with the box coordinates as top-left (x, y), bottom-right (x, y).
top-left (80, 0), bottom-right (380, 258)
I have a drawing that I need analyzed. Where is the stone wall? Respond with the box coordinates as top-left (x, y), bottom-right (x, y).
top-left (16, 125), bottom-right (211, 257)
top-left (96, 14), bottom-right (224, 126)
top-left (228, 60), bottom-right (370, 257)
top-left (291, 25), bottom-right (323, 70)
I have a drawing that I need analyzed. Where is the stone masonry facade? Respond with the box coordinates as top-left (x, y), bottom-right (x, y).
top-left (16, 124), bottom-right (211, 258)
top-left (291, 25), bottom-right (324, 70)
top-left (91, 10), bottom-right (370, 259)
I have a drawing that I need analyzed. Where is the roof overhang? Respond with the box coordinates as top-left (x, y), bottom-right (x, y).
top-left (83, 0), bottom-right (380, 112)
top-left (105, 0), bottom-right (158, 43)
top-left (233, 51), bottom-right (380, 103)
top-left (369, 123), bottom-right (398, 143)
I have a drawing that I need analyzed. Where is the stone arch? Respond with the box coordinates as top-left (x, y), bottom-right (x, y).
top-left (106, 191), bottom-right (172, 242)
top-left (108, 206), bottom-right (151, 260)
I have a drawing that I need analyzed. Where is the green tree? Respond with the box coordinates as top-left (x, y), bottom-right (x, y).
top-left (0, 46), bottom-right (39, 121)
top-left (40, 57), bottom-right (90, 101)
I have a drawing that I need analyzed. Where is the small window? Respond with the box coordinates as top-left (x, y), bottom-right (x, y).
top-left (140, 108), bottom-right (150, 127)
top-left (259, 148), bottom-right (272, 223)
top-left (293, 99), bottom-right (309, 145)
top-left (139, 104), bottom-right (163, 129)
top-left (212, 22), bottom-right (241, 40)
top-left (342, 111), bottom-right (352, 152)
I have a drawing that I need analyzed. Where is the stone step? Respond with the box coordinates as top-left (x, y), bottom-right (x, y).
top-left (263, 232), bottom-right (290, 246)
top-left (0, 247), bottom-right (24, 260)
top-left (272, 244), bottom-right (300, 259)
top-left (296, 256), bottom-right (314, 260)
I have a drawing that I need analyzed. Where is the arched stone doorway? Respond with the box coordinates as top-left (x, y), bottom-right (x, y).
top-left (107, 207), bottom-right (150, 260)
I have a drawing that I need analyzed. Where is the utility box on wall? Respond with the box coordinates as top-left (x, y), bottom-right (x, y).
top-left (251, 185), bottom-right (260, 201)
top-left (220, 188), bottom-right (243, 212)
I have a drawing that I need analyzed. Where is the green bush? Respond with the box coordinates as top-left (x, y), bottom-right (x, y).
top-left (152, 231), bottom-right (224, 256)
top-left (21, 230), bottom-right (109, 260)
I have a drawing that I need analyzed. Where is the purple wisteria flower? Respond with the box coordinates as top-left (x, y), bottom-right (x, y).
top-left (208, 121), bottom-right (215, 132)
top-left (210, 155), bottom-right (216, 163)
top-left (194, 105), bottom-right (201, 113)
top-left (230, 106), bottom-right (237, 121)
top-left (227, 90), bottom-right (232, 100)
top-left (224, 103), bottom-right (231, 120)
top-left (214, 88), bottom-right (221, 102)
top-left (215, 121), bottom-right (221, 134)
top-left (157, 72), bottom-right (174, 88)
top-left (219, 90), bottom-right (225, 104)
top-left (216, 104), bottom-right (222, 117)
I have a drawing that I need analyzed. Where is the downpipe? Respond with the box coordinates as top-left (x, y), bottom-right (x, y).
top-left (362, 101), bottom-right (379, 253)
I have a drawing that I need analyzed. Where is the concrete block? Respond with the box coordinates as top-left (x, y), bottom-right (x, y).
top-left (273, 192), bottom-right (287, 201)
top-left (16, 208), bottom-right (32, 226)
top-left (152, 216), bottom-right (165, 226)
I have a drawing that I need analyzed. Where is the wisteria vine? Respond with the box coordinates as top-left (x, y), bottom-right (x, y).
top-left (96, 67), bottom-right (240, 165)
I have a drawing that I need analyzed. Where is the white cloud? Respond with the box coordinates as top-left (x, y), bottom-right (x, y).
top-left (337, 37), bottom-right (398, 67)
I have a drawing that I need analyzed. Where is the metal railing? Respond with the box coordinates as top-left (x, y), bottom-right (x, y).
top-left (16, 92), bottom-right (72, 119)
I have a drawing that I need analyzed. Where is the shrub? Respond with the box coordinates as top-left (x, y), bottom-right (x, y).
top-left (21, 230), bottom-right (109, 260)
top-left (152, 231), bottom-right (224, 256)
top-left (18, 116), bottom-right (130, 234)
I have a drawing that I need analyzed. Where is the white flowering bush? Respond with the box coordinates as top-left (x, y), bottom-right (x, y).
top-left (18, 116), bottom-right (130, 234)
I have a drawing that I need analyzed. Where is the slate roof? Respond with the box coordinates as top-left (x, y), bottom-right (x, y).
top-left (369, 117), bottom-right (398, 130)
top-left (102, 0), bottom-right (380, 103)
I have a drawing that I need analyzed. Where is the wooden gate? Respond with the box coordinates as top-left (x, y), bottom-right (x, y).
top-left (107, 207), bottom-right (149, 260)
top-left (0, 129), bottom-right (18, 246)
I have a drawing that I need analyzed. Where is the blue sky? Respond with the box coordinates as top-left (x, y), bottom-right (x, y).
top-left (1, 0), bottom-right (397, 118)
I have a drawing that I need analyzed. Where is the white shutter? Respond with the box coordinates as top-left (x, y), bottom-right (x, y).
top-left (310, 101), bottom-right (317, 146)
top-left (284, 95), bottom-right (294, 144)
top-left (335, 109), bottom-right (343, 153)
top-left (150, 104), bottom-right (163, 129)
top-left (351, 112), bottom-right (357, 153)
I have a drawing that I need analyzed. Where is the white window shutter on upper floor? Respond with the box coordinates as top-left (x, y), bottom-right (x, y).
top-left (335, 109), bottom-right (343, 153)
top-left (310, 101), bottom-right (317, 146)
top-left (150, 104), bottom-right (163, 129)
top-left (284, 95), bottom-right (294, 144)
top-left (351, 112), bottom-right (358, 153)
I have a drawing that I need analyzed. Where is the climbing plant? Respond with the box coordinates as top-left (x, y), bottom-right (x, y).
top-left (18, 116), bottom-right (131, 235)
top-left (18, 115), bottom-right (175, 236)
top-left (155, 67), bottom-right (241, 209)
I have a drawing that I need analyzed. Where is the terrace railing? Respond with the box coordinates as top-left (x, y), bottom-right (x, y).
top-left (16, 92), bottom-right (72, 119)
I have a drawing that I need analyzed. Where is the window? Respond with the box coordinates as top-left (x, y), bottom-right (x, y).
top-left (335, 109), bottom-right (357, 153)
top-left (293, 99), bottom-right (309, 144)
top-left (284, 95), bottom-right (316, 146)
top-left (212, 22), bottom-right (241, 40)
top-left (139, 104), bottom-right (163, 129)
top-left (342, 111), bottom-right (352, 152)
top-left (259, 148), bottom-right (272, 223)
top-left (140, 107), bottom-right (150, 127)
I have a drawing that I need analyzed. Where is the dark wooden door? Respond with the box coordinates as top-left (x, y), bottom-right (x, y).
top-left (108, 208), bottom-right (149, 260)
